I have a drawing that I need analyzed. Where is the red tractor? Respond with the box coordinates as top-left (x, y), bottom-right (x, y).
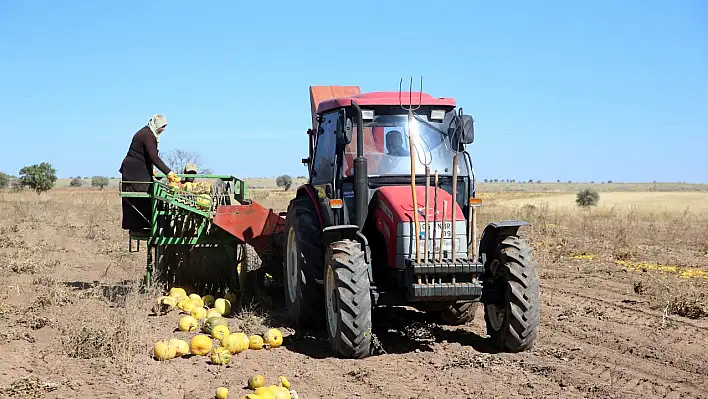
top-left (281, 85), bottom-right (540, 358)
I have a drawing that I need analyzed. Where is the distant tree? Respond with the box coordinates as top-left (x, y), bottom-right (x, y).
top-left (557, 179), bottom-right (561, 183)
top-left (165, 149), bottom-right (202, 173)
top-left (91, 176), bottom-right (109, 189)
top-left (276, 174), bottom-right (293, 191)
top-left (483, 178), bottom-right (488, 183)
top-left (607, 180), bottom-right (613, 184)
top-left (576, 188), bottom-right (600, 207)
top-left (83, 176), bottom-right (89, 179)
top-left (0, 172), bottom-right (9, 189)
top-left (19, 162), bottom-right (57, 194)
top-left (200, 168), bottom-right (214, 175)
top-left (528, 179), bottom-right (533, 183)
top-left (70, 178), bottom-right (82, 187)
top-left (296, 176), bottom-right (306, 179)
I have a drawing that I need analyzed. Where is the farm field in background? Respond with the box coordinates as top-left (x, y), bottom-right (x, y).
top-left (0, 182), bottom-right (707, 398)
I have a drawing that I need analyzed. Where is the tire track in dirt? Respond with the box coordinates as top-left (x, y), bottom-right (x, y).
top-left (532, 280), bottom-right (708, 398)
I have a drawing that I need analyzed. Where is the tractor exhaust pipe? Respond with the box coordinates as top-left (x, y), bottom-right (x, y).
top-left (351, 101), bottom-right (368, 230)
top-left (451, 152), bottom-right (458, 263)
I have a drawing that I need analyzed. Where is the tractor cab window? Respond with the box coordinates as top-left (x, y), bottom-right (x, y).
top-left (312, 111), bottom-right (338, 184)
top-left (342, 113), bottom-right (468, 177)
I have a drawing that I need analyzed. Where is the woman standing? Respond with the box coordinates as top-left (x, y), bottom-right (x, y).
top-left (119, 114), bottom-right (179, 233)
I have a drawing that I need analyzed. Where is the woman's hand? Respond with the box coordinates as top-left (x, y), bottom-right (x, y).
top-left (167, 171), bottom-right (179, 183)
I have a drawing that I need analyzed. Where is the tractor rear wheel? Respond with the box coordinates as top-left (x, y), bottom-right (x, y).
top-left (324, 239), bottom-right (372, 359)
top-left (483, 235), bottom-right (540, 352)
top-left (439, 301), bottom-right (480, 325)
top-left (283, 195), bottom-right (324, 328)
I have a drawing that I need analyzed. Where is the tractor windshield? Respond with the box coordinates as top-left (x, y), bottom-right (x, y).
top-left (343, 113), bottom-right (468, 177)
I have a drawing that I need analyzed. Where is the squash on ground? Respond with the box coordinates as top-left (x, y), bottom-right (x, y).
top-left (190, 334), bottom-right (213, 356)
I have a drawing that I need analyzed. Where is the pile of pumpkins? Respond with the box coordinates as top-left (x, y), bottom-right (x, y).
top-left (213, 375), bottom-right (299, 399)
top-left (152, 287), bottom-right (284, 367)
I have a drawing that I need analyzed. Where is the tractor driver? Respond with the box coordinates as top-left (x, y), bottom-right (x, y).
top-left (385, 130), bottom-right (409, 157)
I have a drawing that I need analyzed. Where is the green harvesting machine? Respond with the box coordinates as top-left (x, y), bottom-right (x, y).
top-left (118, 173), bottom-right (286, 302)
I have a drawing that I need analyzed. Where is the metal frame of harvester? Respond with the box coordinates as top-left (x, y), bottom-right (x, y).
top-left (119, 80), bottom-right (541, 359)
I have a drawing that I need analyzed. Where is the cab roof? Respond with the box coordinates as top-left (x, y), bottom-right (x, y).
top-left (316, 91), bottom-right (457, 114)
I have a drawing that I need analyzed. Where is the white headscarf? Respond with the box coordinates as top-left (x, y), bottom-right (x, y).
top-left (147, 114), bottom-right (168, 143)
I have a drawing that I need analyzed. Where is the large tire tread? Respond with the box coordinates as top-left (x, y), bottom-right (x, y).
top-left (284, 194), bottom-right (325, 327)
top-left (485, 235), bottom-right (540, 352)
top-left (326, 239), bottom-right (372, 359)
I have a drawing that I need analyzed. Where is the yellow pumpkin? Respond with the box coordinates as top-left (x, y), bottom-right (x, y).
top-left (168, 287), bottom-right (187, 298)
top-left (189, 294), bottom-right (205, 307)
top-left (157, 295), bottom-right (178, 308)
top-left (177, 296), bottom-right (191, 310)
top-left (263, 328), bottom-right (283, 348)
top-left (211, 346), bottom-right (231, 365)
top-left (169, 339), bottom-right (190, 357)
top-left (254, 387), bottom-right (276, 399)
top-left (278, 376), bottom-right (290, 389)
top-left (181, 298), bottom-right (200, 313)
top-left (178, 315), bottom-right (199, 332)
top-left (249, 335), bottom-right (264, 350)
top-left (221, 332), bottom-right (250, 354)
top-left (214, 298), bottom-right (232, 316)
top-left (270, 386), bottom-right (291, 399)
top-left (190, 334), bottom-right (213, 356)
top-left (191, 306), bottom-right (208, 320)
top-left (248, 374), bottom-right (265, 389)
top-left (207, 308), bottom-right (222, 319)
top-left (154, 340), bottom-right (176, 360)
top-left (211, 324), bottom-right (230, 340)
top-left (215, 387), bottom-right (229, 399)
top-left (196, 194), bottom-right (211, 209)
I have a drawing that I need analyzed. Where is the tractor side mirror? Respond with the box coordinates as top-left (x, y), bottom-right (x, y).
top-left (447, 114), bottom-right (475, 146)
top-left (336, 110), bottom-right (353, 146)
top-left (459, 114), bottom-right (474, 144)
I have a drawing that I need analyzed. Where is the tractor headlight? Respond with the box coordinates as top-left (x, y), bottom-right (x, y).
top-left (430, 109), bottom-right (445, 121)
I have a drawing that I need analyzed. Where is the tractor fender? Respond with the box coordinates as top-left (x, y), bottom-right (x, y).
top-left (478, 220), bottom-right (529, 265)
top-left (322, 225), bottom-right (373, 283)
top-left (295, 184), bottom-right (326, 228)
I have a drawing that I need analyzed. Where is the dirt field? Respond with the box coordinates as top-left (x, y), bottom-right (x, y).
top-left (1, 186), bottom-right (707, 399)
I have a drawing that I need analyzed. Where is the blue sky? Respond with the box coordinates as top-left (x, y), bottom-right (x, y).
top-left (1, 0), bottom-right (706, 182)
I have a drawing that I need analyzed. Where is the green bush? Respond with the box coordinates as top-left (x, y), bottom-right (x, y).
top-left (91, 176), bottom-right (109, 189)
top-left (70, 178), bottom-right (83, 187)
top-left (0, 172), bottom-right (9, 189)
top-left (19, 162), bottom-right (57, 194)
top-left (576, 188), bottom-right (600, 207)
top-left (276, 174), bottom-right (293, 191)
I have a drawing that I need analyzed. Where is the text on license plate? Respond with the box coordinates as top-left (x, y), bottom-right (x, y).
top-left (417, 221), bottom-right (452, 238)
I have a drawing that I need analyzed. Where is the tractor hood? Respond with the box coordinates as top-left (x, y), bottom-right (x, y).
top-left (375, 186), bottom-right (465, 224)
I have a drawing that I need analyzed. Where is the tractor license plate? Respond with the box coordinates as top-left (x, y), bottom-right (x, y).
top-left (418, 221), bottom-right (453, 238)
top-left (418, 237), bottom-right (454, 253)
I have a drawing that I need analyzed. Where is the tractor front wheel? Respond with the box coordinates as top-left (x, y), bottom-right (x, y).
top-left (483, 235), bottom-right (540, 352)
top-left (324, 239), bottom-right (372, 359)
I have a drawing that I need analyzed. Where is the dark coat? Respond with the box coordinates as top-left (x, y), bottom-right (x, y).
top-left (119, 126), bottom-right (172, 231)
